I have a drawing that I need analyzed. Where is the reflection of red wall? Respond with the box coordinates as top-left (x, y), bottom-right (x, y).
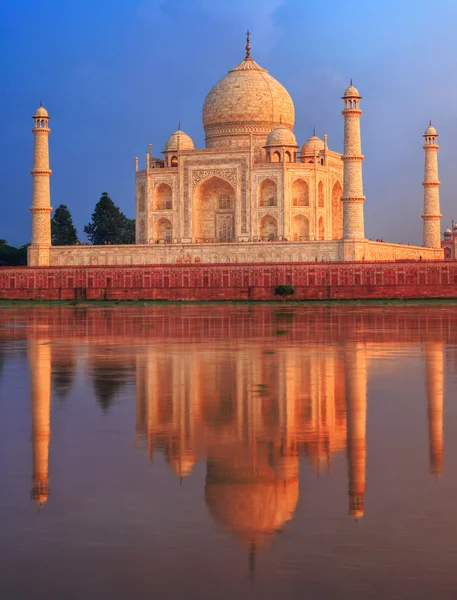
top-left (1, 261), bottom-right (457, 300)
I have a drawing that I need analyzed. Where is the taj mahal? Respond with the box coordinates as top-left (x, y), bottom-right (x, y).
top-left (28, 33), bottom-right (443, 267)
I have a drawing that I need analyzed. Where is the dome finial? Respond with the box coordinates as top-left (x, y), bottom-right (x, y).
top-left (245, 30), bottom-right (252, 60)
top-left (313, 126), bottom-right (316, 136)
top-left (350, 78), bottom-right (353, 86)
top-left (430, 119), bottom-right (432, 127)
top-left (39, 99), bottom-right (43, 107)
top-left (178, 121), bottom-right (181, 131)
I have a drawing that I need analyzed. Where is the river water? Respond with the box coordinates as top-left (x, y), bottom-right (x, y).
top-left (0, 304), bottom-right (457, 599)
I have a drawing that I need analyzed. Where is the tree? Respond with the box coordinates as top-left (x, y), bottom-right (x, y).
top-left (0, 243), bottom-right (28, 266)
top-left (274, 284), bottom-right (296, 301)
top-left (122, 218), bottom-right (135, 244)
top-left (51, 204), bottom-right (78, 245)
top-left (84, 192), bottom-right (131, 245)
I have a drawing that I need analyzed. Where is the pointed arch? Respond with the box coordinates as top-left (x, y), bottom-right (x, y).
top-left (291, 179), bottom-right (309, 207)
top-left (318, 216), bottom-right (325, 240)
top-left (331, 181), bottom-right (343, 240)
top-left (258, 179), bottom-right (277, 207)
top-left (258, 215), bottom-right (277, 241)
top-left (138, 184), bottom-right (146, 212)
top-left (154, 217), bottom-right (173, 243)
top-left (154, 183), bottom-right (173, 210)
top-left (318, 181), bottom-right (324, 207)
top-left (193, 176), bottom-right (235, 241)
top-left (272, 151), bottom-right (281, 163)
top-left (291, 215), bottom-right (309, 241)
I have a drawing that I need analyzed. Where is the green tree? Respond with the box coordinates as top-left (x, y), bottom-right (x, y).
top-left (0, 243), bottom-right (28, 266)
top-left (84, 192), bottom-right (131, 245)
top-left (274, 284), bottom-right (296, 301)
top-left (122, 218), bottom-right (136, 244)
top-left (51, 204), bottom-right (78, 245)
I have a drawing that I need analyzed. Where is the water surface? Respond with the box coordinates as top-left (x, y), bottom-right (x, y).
top-left (1, 304), bottom-right (457, 599)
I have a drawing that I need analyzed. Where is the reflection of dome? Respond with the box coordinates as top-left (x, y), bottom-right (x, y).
top-left (266, 125), bottom-right (297, 147)
top-left (205, 457), bottom-right (298, 549)
top-left (203, 55), bottom-right (295, 142)
top-left (34, 104), bottom-right (48, 117)
top-left (343, 84), bottom-right (360, 98)
top-left (302, 134), bottom-right (324, 155)
top-left (424, 123), bottom-right (437, 136)
top-left (163, 129), bottom-right (195, 152)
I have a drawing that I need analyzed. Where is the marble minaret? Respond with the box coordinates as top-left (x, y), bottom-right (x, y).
top-left (29, 103), bottom-right (52, 266)
top-left (341, 83), bottom-right (365, 239)
top-left (422, 123), bottom-right (441, 249)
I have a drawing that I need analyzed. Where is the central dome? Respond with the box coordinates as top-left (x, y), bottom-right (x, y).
top-left (202, 54), bottom-right (295, 148)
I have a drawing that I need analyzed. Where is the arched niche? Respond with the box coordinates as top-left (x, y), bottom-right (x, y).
top-left (318, 216), bottom-right (325, 240)
top-left (272, 151), bottom-right (281, 163)
top-left (259, 215), bottom-right (278, 241)
top-left (291, 179), bottom-right (309, 207)
top-left (291, 215), bottom-right (309, 241)
top-left (258, 179), bottom-right (277, 207)
top-left (154, 217), bottom-right (173, 243)
top-left (284, 151), bottom-right (291, 162)
top-left (318, 181), bottom-right (324, 208)
top-left (331, 181), bottom-right (343, 240)
top-left (154, 183), bottom-right (173, 210)
top-left (193, 176), bottom-right (235, 242)
top-left (138, 184), bottom-right (146, 212)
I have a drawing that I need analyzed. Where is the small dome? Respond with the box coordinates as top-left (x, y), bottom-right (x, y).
top-left (445, 228), bottom-right (452, 234)
top-left (424, 123), bottom-right (437, 136)
top-left (343, 84), bottom-right (360, 98)
top-left (34, 104), bottom-right (48, 117)
top-left (301, 134), bottom-right (324, 155)
top-left (453, 224), bottom-right (457, 230)
top-left (163, 129), bottom-right (195, 152)
top-left (266, 125), bottom-right (298, 147)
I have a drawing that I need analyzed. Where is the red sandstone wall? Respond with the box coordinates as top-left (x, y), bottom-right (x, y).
top-left (1, 261), bottom-right (457, 300)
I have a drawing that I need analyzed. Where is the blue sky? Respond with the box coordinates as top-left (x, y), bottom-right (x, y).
top-left (2, 0), bottom-right (457, 246)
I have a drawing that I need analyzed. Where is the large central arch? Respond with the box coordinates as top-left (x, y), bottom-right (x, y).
top-left (193, 176), bottom-right (236, 242)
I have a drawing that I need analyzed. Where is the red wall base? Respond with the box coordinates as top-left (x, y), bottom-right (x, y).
top-left (1, 261), bottom-right (457, 301)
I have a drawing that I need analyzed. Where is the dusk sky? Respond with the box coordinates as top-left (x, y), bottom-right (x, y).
top-left (2, 0), bottom-right (457, 246)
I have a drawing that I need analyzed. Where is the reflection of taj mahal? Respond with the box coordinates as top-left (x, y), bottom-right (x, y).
top-left (24, 310), bottom-right (445, 555)
top-left (28, 34), bottom-right (443, 266)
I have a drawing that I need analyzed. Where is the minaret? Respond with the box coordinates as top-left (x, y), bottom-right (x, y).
top-left (341, 83), bottom-right (365, 239)
top-left (29, 103), bottom-right (52, 266)
top-left (29, 340), bottom-right (52, 507)
top-left (422, 122), bottom-right (442, 248)
top-left (345, 342), bottom-right (367, 520)
top-left (425, 342), bottom-right (444, 477)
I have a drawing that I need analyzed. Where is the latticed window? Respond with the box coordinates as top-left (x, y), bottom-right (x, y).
top-left (218, 194), bottom-right (232, 210)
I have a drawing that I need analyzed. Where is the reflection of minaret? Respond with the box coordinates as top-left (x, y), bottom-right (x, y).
top-left (425, 342), bottom-right (444, 477)
top-left (30, 341), bottom-right (52, 507)
top-left (345, 343), bottom-right (367, 520)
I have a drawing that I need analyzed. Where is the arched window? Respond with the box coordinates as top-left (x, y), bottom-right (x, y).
top-left (291, 179), bottom-right (309, 207)
top-left (331, 181), bottom-right (343, 240)
top-left (272, 151), bottom-right (281, 163)
top-left (285, 151), bottom-right (291, 162)
top-left (291, 215), bottom-right (309, 241)
top-left (259, 179), bottom-right (277, 207)
top-left (155, 218), bottom-right (173, 243)
top-left (258, 215), bottom-right (278, 241)
top-left (154, 183), bottom-right (173, 210)
top-left (138, 184), bottom-right (146, 212)
top-left (170, 156), bottom-right (178, 167)
top-left (318, 181), bottom-right (324, 207)
top-left (318, 216), bottom-right (325, 240)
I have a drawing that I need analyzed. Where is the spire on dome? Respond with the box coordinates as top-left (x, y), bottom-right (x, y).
top-left (313, 126), bottom-right (316, 136)
top-left (245, 30), bottom-right (252, 60)
top-left (178, 121), bottom-right (181, 131)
